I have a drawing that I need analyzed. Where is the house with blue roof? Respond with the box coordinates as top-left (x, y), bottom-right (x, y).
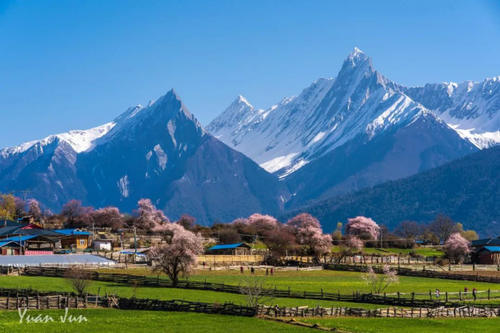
top-left (475, 246), bottom-right (500, 265)
top-left (208, 242), bottom-right (251, 255)
top-left (53, 229), bottom-right (91, 250)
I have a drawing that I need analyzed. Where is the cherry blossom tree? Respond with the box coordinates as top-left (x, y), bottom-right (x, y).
top-left (346, 235), bottom-right (364, 251)
top-left (345, 216), bottom-right (380, 240)
top-left (134, 199), bottom-right (168, 231)
top-left (27, 199), bottom-right (42, 221)
top-left (334, 235), bottom-right (363, 264)
top-left (91, 207), bottom-right (123, 230)
top-left (287, 213), bottom-right (332, 262)
top-left (61, 200), bottom-right (94, 228)
top-left (148, 223), bottom-right (203, 286)
top-left (444, 232), bottom-right (471, 263)
top-left (14, 197), bottom-right (27, 219)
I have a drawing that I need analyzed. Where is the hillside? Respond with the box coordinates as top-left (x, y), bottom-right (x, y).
top-left (286, 146), bottom-right (500, 236)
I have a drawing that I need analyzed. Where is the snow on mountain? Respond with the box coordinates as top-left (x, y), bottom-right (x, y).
top-left (0, 122), bottom-right (115, 158)
top-left (404, 77), bottom-right (500, 148)
top-left (0, 89), bottom-right (285, 224)
top-left (208, 48), bottom-right (444, 177)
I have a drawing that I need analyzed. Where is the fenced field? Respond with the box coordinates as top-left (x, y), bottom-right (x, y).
top-left (325, 264), bottom-right (500, 283)
top-left (19, 266), bottom-right (500, 307)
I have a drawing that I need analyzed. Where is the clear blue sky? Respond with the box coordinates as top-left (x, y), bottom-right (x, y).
top-left (1, 0), bottom-right (499, 148)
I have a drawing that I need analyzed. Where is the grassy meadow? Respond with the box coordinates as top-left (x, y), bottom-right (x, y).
top-left (96, 267), bottom-right (500, 296)
top-left (0, 309), bottom-right (312, 333)
top-left (0, 268), bottom-right (498, 333)
top-left (298, 317), bottom-right (500, 333)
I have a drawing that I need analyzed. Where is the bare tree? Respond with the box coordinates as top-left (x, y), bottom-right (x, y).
top-left (64, 267), bottom-right (92, 296)
top-left (394, 220), bottom-right (422, 240)
top-left (362, 265), bottom-right (399, 294)
top-left (239, 275), bottom-right (273, 307)
top-left (429, 214), bottom-right (458, 242)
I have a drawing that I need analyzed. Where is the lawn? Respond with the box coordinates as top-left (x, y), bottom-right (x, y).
top-left (0, 276), bottom-right (384, 309)
top-left (298, 317), bottom-right (500, 333)
top-left (184, 269), bottom-right (497, 295)
top-left (0, 309), bottom-right (312, 333)
top-left (94, 267), bottom-right (500, 297)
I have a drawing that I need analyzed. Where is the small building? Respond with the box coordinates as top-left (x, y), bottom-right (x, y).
top-left (471, 237), bottom-right (500, 249)
top-left (0, 234), bottom-right (60, 255)
top-left (53, 229), bottom-right (91, 250)
top-left (475, 246), bottom-right (500, 265)
top-left (93, 239), bottom-right (113, 251)
top-left (0, 240), bottom-right (21, 255)
top-left (208, 243), bottom-right (251, 255)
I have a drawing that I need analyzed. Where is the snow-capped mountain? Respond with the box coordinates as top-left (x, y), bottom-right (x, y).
top-left (0, 90), bottom-right (285, 224)
top-left (208, 48), bottom-right (480, 208)
top-left (403, 77), bottom-right (500, 148)
top-left (209, 48), bottom-right (482, 178)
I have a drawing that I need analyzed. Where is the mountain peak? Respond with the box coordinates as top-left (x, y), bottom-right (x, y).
top-left (344, 46), bottom-right (372, 69)
top-left (233, 95), bottom-right (253, 108)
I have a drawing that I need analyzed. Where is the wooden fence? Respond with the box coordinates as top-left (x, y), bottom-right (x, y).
top-left (257, 304), bottom-right (500, 318)
top-left (0, 287), bottom-right (256, 317)
top-left (325, 264), bottom-right (500, 283)
top-left (117, 298), bottom-right (256, 316)
top-left (19, 266), bottom-right (500, 308)
top-left (0, 286), bottom-right (497, 319)
top-left (0, 288), bottom-right (107, 310)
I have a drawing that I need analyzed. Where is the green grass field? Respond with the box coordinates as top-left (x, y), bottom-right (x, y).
top-left (298, 317), bottom-right (500, 333)
top-left (0, 272), bottom-right (499, 333)
top-left (184, 269), bottom-right (497, 295)
top-left (95, 267), bottom-right (498, 296)
top-left (0, 276), bottom-right (384, 309)
top-left (0, 309), bottom-right (312, 333)
top-left (330, 246), bottom-right (444, 257)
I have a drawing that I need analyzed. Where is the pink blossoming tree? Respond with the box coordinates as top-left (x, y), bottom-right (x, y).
top-left (91, 206), bottom-right (123, 230)
top-left (27, 199), bottom-right (42, 221)
top-left (287, 213), bottom-right (332, 262)
top-left (444, 232), bottom-right (470, 263)
top-left (135, 199), bottom-right (168, 231)
top-left (148, 223), bottom-right (203, 286)
top-left (345, 216), bottom-right (380, 240)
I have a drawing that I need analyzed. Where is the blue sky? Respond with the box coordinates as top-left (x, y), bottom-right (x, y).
top-left (1, 0), bottom-right (499, 148)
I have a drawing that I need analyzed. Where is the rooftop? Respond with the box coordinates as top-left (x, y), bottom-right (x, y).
top-left (209, 243), bottom-right (249, 250)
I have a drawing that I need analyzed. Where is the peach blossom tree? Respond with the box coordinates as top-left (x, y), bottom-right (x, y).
top-left (444, 232), bottom-right (471, 263)
top-left (287, 213), bottom-right (332, 262)
top-left (345, 216), bottom-right (380, 240)
top-left (148, 222), bottom-right (203, 286)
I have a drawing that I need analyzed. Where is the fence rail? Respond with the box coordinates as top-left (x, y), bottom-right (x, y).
top-left (257, 304), bottom-right (500, 318)
top-left (324, 264), bottom-right (500, 283)
top-left (17, 266), bottom-right (500, 308)
top-left (0, 288), bottom-right (107, 310)
top-left (0, 286), bottom-right (497, 319)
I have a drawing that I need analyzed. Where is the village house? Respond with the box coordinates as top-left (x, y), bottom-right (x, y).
top-left (475, 246), bottom-right (500, 265)
top-left (471, 237), bottom-right (500, 264)
top-left (53, 229), bottom-right (91, 250)
top-left (207, 243), bottom-right (251, 255)
top-left (93, 239), bottom-right (113, 251)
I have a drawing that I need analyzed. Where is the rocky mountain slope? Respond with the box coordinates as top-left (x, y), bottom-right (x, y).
top-left (0, 90), bottom-right (285, 224)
